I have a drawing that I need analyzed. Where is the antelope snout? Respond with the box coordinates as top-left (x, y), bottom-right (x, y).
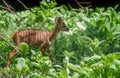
top-left (65, 26), bottom-right (69, 31)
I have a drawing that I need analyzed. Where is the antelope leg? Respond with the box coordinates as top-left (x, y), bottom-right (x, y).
top-left (7, 49), bottom-right (18, 67)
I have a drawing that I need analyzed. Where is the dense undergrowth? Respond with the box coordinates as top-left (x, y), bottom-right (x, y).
top-left (0, 0), bottom-right (120, 78)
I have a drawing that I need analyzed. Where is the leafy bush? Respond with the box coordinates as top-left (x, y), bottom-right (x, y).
top-left (0, 0), bottom-right (120, 78)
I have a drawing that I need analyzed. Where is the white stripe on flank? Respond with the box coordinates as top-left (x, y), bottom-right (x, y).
top-left (21, 31), bottom-right (23, 38)
top-left (16, 33), bottom-right (20, 46)
top-left (34, 31), bottom-right (37, 43)
top-left (40, 31), bottom-right (42, 41)
top-left (38, 31), bottom-right (40, 42)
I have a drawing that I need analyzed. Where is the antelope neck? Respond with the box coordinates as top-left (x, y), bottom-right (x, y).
top-left (49, 25), bottom-right (60, 41)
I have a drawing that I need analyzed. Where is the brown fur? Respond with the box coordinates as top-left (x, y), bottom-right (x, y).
top-left (6, 17), bottom-right (69, 66)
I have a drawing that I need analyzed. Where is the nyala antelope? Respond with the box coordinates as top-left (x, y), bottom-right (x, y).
top-left (7, 17), bottom-right (69, 66)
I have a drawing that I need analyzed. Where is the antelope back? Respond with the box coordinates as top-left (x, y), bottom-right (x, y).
top-left (12, 30), bottom-right (51, 46)
top-left (55, 17), bottom-right (69, 31)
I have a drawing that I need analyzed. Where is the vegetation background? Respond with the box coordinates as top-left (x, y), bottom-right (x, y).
top-left (0, 0), bottom-right (120, 78)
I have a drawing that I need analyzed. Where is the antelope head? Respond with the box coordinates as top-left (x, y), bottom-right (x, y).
top-left (55, 17), bottom-right (69, 31)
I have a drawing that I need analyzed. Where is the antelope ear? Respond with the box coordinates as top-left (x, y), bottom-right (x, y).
top-left (55, 17), bottom-right (62, 24)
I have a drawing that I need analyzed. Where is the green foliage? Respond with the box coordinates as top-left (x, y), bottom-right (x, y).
top-left (19, 42), bottom-right (29, 52)
top-left (0, 0), bottom-right (120, 78)
top-left (68, 53), bottom-right (120, 78)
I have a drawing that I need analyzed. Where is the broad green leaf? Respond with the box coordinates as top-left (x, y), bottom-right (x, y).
top-left (58, 70), bottom-right (68, 78)
top-left (64, 50), bottom-right (74, 58)
top-left (16, 57), bottom-right (26, 71)
top-left (19, 42), bottom-right (29, 52)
